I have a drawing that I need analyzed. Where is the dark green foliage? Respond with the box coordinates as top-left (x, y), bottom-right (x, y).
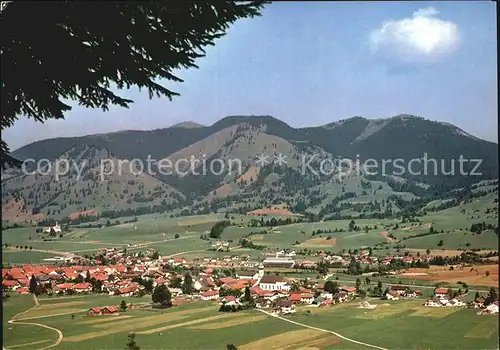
top-left (181, 274), bottom-right (194, 295)
top-left (151, 285), bottom-right (171, 305)
top-left (29, 274), bottom-right (37, 294)
top-left (1, 1), bottom-right (265, 159)
top-left (242, 286), bottom-right (252, 302)
top-left (240, 238), bottom-right (265, 250)
top-left (126, 333), bottom-right (140, 350)
top-left (323, 281), bottom-right (339, 294)
top-left (219, 304), bottom-right (244, 312)
top-left (120, 300), bottom-right (128, 312)
top-left (209, 221), bottom-right (230, 238)
top-left (484, 288), bottom-right (498, 305)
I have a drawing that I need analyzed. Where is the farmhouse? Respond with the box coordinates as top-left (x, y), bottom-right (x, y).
top-left (425, 295), bottom-right (467, 308)
top-left (170, 288), bottom-right (183, 297)
top-left (425, 297), bottom-right (442, 307)
top-left (404, 289), bottom-right (421, 298)
top-left (484, 302), bottom-right (499, 314)
top-left (74, 283), bottom-right (92, 294)
top-left (389, 285), bottom-right (409, 296)
top-left (2, 280), bottom-right (20, 291)
top-left (274, 300), bottom-right (295, 314)
top-left (471, 297), bottom-right (486, 308)
top-left (332, 292), bottom-right (349, 304)
top-left (193, 277), bottom-right (217, 291)
top-left (340, 286), bottom-right (357, 295)
top-left (448, 297), bottom-right (467, 307)
top-left (385, 291), bottom-right (400, 301)
top-left (210, 241), bottom-right (229, 251)
top-left (319, 292), bottom-right (333, 300)
top-left (289, 292), bottom-right (314, 304)
top-left (200, 291), bottom-right (219, 301)
top-left (434, 288), bottom-right (449, 298)
top-left (255, 297), bottom-right (272, 309)
top-left (220, 295), bottom-right (241, 306)
top-left (54, 283), bottom-right (75, 293)
top-left (88, 306), bottom-right (119, 316)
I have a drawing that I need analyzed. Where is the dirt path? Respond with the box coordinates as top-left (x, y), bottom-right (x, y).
top-left (256, 309), bottom-right (387, 350)
top-left (10, 234), bottom-right (200, 258)
top-left (166, 249), bottom-right (208, 257)
top-left (7, 295), bottom-right (64, 350)
top-left (380, 232), bottom-right (396, 243)
top-left (165, 244), bottom-right (242, 258)
top-left (70, 235), bottom-right (198, 253)
top-left (4, 247), bottom-right (77, 258)
top-left (16, 309), bottom-right (88, 321)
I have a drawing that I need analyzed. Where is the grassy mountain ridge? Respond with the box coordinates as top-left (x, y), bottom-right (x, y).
top-left (4, 114), bottom-right (498, 223)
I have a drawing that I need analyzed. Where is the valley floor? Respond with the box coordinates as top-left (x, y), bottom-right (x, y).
top-left (3, 294), bottom-right (498, 350)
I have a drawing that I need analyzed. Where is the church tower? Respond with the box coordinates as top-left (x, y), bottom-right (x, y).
top-left (258, 263), bottom-right (264, 278)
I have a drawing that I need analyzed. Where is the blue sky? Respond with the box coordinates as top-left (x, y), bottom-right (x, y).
top-left (5, 1), bottom-right (497, 150)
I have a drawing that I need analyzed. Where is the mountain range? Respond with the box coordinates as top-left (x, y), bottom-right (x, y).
top-left (2, 114), bottom-right (498, 224)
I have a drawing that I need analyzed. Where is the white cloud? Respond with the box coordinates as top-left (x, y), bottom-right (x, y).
top-left (370, 7), bottom-right (460, 64)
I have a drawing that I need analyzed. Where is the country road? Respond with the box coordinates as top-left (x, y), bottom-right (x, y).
top-left (256, 308), bottom-right (387, 350)
top-left (7, 295), bottom-right (64, 350)
top-left (7, 235), bottom-right (200, 258)
top-left (5, 247), bottom-right (77, 257)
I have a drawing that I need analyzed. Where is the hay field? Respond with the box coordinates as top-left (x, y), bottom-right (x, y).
top-left (190, 315), bottom-right (268, 330)
top-left (64, 305), bottom-right (216, 342)
top-left (176, 216), bottom-right (219, 226)
top-left (137, 313), bottom-right (244, 334)
top-left (36, 301), bottom-right (87, 309)
top-left (398, 264), bottom-right (498, 287)
top-left (5, 339), bottom-right (52, 348)
top-left (406, 249), bottom-right (496, 257)
top-left (80, 315), bottom-right (133, 325)
top-left (238, 329), bottom-right (339, 350)
top-left (465, 317), bottom-right (498, 339)
top-left (299, 237), bottom-right (337, 248)
top-left (410, 307), bottom-right (461, 318)
top-left (354, 304), bottom-right (408, 319)
top-left (251, 234), bottom-right (265, 241)
top-left (20, 307), bottom-right (87, 319)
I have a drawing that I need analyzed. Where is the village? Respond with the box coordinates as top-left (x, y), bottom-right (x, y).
top-left (2, 245), bottom-right (498, 318)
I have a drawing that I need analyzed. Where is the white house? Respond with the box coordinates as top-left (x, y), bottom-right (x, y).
top-left (73, 283), bottom-right (92, 294)
top-left (425, 298), bottom-right (442, 307)
top-left (170, 288), bottom-right (183, 297)
top-left (448, 297), bottom-right (466, 307)
top-left (193, 280), bottom-right (204, 291)
top-left (211, 241), bottom-right (229, 251)
top-left (386, 291), bottom-right (399, 301)
top-left (220, 296), bottom-right (241, 306)
top-left (333, 292), bottom-right (349, 304)
top-left (200, 291), bottom-right (219, 301)
top-left (290, 292), bottom-right (314, 304)
top-left (485, 302), bottom-right (499, 314)
top-left (276, 300), bottom-right (295, 314)
top-left (320, 292), bottom-right (333, 300)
